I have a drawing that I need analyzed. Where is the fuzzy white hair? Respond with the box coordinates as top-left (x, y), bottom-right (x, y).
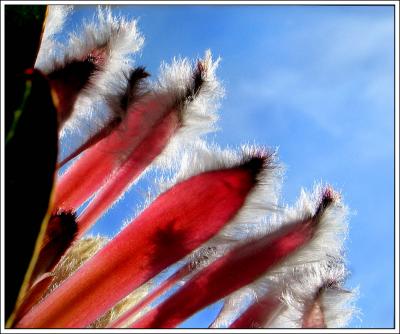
top-left (320, 284), bottom-right (359, 328)
top-left (151, 50), bottom-right (224, 167)
top-left (59, 50), bottom-right (222, 173)
top-left (268, 184), bottom-right (348, 273)
top-left (130, 140), bottom-right (281, 247)
top-left (267, 261), bottom-right (357, 328)
top-left (41, 6), bottom-right (143, 74)
top-left (209, 286), bottom-right (258, 328)
top-left (157, 141), bottom-right (282, 243)
top-left (54, 6), bottom-right (144, 138)
top-left (35, 5), bottom-right (73, 71)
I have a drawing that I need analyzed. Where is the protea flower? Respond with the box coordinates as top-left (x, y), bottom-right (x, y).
top-left (5, 5), bottom-right (357, 329)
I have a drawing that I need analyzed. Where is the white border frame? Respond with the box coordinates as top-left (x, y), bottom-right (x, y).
top-left (1, 1), bottom-right (398, 333)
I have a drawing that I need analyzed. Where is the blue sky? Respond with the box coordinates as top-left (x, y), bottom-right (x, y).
top-left (60, 5), bottom-right (395, 329)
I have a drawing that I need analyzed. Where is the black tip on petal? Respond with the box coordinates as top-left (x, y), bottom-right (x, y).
top-left (314, 186), bottom-right (338, 220)
top-left (30, 210), bottom-right (78, 283)
top-left (240, 151), bottom-right (274, 184)
top-left (48, 58), bottom-right (99, 125)
top-left (185, 61), bottom-right (205, 102)
top-left (48, 210), bottom-right (79, 241)
top-left (48, 58), bottom-right (98, 91)
top-left (130, 66), bottom-right (150, 82)
top-left (120, 66), bottom-right (150, 110)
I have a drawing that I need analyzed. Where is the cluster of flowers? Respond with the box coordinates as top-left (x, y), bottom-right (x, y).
top-left (9, 6), bottom-right (356, 329)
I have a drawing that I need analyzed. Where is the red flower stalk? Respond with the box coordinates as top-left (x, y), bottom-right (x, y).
top-left (75, 99), bottom-right (181, 236)
top-left (54, 96), bottom-right (167, 211)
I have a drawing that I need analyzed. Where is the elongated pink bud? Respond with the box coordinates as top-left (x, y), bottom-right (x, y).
top-left (54, 95), bottom-right (173, 211)
top-left (17, 155), bottom-right (270, 328)
top-left (130, 192), bottom-right (334, 328)
top-left (30, 211), bottom-right (77, 285)
top-left (57, 67), bottom-right (149, 169)
top-left (76, 107), bottom-right (179, 237)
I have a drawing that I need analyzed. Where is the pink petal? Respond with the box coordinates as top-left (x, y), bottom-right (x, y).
top-left (54, 96), bottom-right (175, 211)
top-left (57, 118), bottom-right (121, 169)
top-left (76, 107), bottom-right (179, 237)
top-left (57, 67), bottom-right (149, 169)
top-left (17, 156), bottom-right (268, 328)
top-left (130, 196), bottom-right (332, 328)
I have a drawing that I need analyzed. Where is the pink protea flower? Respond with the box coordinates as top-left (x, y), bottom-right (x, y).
top-left (5, 5), bottom-right (357, 329)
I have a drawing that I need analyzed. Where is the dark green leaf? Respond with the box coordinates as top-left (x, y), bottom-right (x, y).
top-left (5, 70), bottom-right (58, 321)
top-left (5, 5), bottom-right (46, 134)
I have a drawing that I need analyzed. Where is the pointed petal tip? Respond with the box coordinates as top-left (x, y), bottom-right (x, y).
top-left (30, 210), bottom-right (78, 285)
top-left (118, 66), bottom-right (150, 111)
top-left (314, 185), bottom-right (341, 220)
top-left (186, 61), bottom-right (205, 101)
top-left (239, 149), bottom-right (276, 184)
top-left (322, 186), bottom-right (341, 204)
top-left (129, 66), bottom-right (150, 81)
top-left (50, 209), bottom-right (78, 237)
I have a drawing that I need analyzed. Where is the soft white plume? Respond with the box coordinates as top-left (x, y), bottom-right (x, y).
top-left (268, 184), bottom-right (348, 273)
top-left (212, 185), bottom-right (356, 328)
top-left (268, 261), bottom-right (357, 328)
top-left (57, 6), bottom-right (144, 137)
top-left (152, 50), bottom-right (224, 167)
top-left (60, 49), bottom-right (222, 173)
top-left (35, 5), bottom-right (73, 71)
top-left (158, 141), bottom-right (281, 244)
